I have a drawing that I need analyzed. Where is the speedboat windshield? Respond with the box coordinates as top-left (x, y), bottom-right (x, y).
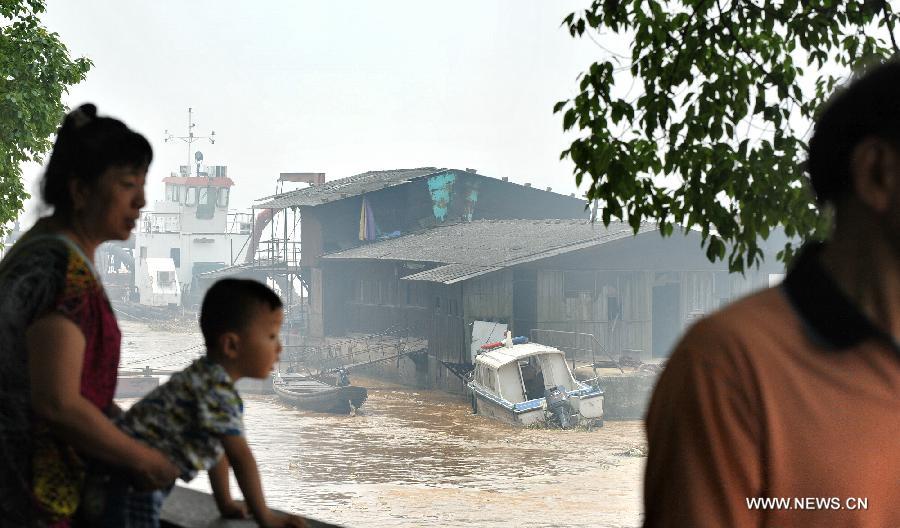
top-left (495, 353), bottom-right (577, 403)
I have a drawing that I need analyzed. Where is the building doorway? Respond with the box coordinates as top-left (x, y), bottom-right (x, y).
top-left (652, 282), bottom-right (680, 358)
top-left (513, 269), bottom-right (537, 338)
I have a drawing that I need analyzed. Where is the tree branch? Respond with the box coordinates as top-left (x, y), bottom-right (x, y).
top-left (881, 0), bottom-right (900, 55)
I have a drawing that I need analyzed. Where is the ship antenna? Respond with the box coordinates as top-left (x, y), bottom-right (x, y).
top-left (164, 107), bottom-right (216, 177)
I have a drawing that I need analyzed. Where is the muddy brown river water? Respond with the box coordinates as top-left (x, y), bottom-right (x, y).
top-left (119, 320), bottom-right (646, 527)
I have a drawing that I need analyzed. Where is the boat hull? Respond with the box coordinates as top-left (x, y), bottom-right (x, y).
top-left (571, 392), bottom-right (604, 419)
top-left (273, 380), bottom-right (367, 414)
top-left (469, 383), bottom-right (604, 428)
top-left (472, 392), bottom-right (545, 426)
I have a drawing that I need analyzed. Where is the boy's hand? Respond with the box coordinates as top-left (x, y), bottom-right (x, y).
top-left (283, 514), bottom-right (308, 528)
top-left (217, 499), bottom-right (249, 519)
top-left (260, 511), bottom-right (308, 528)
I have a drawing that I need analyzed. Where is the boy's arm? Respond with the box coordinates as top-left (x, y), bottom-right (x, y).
top-left (208, 454), bottom-right (248, 519)
top-left (221, 435), bottom-right (306, 528)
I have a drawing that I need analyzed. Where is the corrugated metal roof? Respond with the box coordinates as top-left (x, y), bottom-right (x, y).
top-left (255, 168), bottom-right (440, 209)
top-left (323, 219), bottom-right (657, 283)
top-left (402, 263), bottom-right (504, 284)
top-left (254, 167), bottom-right (587, 209)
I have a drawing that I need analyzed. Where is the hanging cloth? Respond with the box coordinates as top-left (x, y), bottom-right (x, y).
top-left (359, 197), bottom-right (379, 241)
top-left (359, 198), bottom-right (367, 241)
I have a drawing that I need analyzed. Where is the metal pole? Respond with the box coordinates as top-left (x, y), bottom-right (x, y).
top-left (250, 206), bottom-right (255, 265)
top-left (186, 108), bottom-right (192, 174)
top-left (285, 206), bottom-right (291, 317)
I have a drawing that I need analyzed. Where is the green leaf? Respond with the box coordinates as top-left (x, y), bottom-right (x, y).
top-left (563, 108), bottom-right (577, 131)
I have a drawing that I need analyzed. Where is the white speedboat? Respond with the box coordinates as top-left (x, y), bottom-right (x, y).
top-left (468, 339), bottom-right (604, 428)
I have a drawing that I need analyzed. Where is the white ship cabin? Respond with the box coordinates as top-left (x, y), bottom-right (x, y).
top-left (133, 165), bottom-right (251, 307)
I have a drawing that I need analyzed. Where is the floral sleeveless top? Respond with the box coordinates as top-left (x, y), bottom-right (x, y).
top-left (0, 233), bottom-right (121, 526)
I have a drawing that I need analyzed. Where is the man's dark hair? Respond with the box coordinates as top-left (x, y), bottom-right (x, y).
top-left (199, 278), bottom-right (283, 349)
top-left (808, 60), bottom-right (900, 205)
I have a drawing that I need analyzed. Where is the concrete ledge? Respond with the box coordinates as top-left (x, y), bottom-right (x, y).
top-left (161, 486), bottom-right (341, 527)
top-left (596, 373), bottom-right (659, 420)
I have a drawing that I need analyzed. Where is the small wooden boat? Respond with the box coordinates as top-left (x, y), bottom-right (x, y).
top-left (272, 373), bottom-right (367, 414)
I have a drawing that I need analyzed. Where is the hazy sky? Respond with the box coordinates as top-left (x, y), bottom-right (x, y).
top-left (20, 1), bottom-right (604, 222)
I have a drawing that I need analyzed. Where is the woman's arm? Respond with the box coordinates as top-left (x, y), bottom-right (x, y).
top-left (27, 313), bottom-right (179, 489)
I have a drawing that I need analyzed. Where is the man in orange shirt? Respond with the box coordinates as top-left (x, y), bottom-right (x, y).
top-left (643, 61), bottom-right (900, 527)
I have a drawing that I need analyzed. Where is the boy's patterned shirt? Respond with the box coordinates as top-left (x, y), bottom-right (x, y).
top-left (119, 356), bottom-right (244, 481)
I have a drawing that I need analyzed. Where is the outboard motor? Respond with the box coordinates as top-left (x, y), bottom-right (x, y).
top-left (544, 385), bottom-right (576, 429)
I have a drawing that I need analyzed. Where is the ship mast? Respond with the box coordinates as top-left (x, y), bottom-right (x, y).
top-left (164, 107), bottom-right (216, 176)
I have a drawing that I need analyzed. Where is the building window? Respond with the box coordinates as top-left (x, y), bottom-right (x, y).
top-left (139, 246), bottom-right (147, 259)
top-left (564, 271), bottom-right (594, 296)
top-left (198, 187), bottom-right (213, 206)
top-left (402, 283), bottom-right (428, 307)
top-left (170, 247), bottom-right (181, 268)
top-left (607, 296), bottom-right (621, 320)
top-left (185, 187), bottom-right (197, 205)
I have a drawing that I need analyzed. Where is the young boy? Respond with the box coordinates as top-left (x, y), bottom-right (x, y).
top-left (83, 278), bottom-right (306, 527)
